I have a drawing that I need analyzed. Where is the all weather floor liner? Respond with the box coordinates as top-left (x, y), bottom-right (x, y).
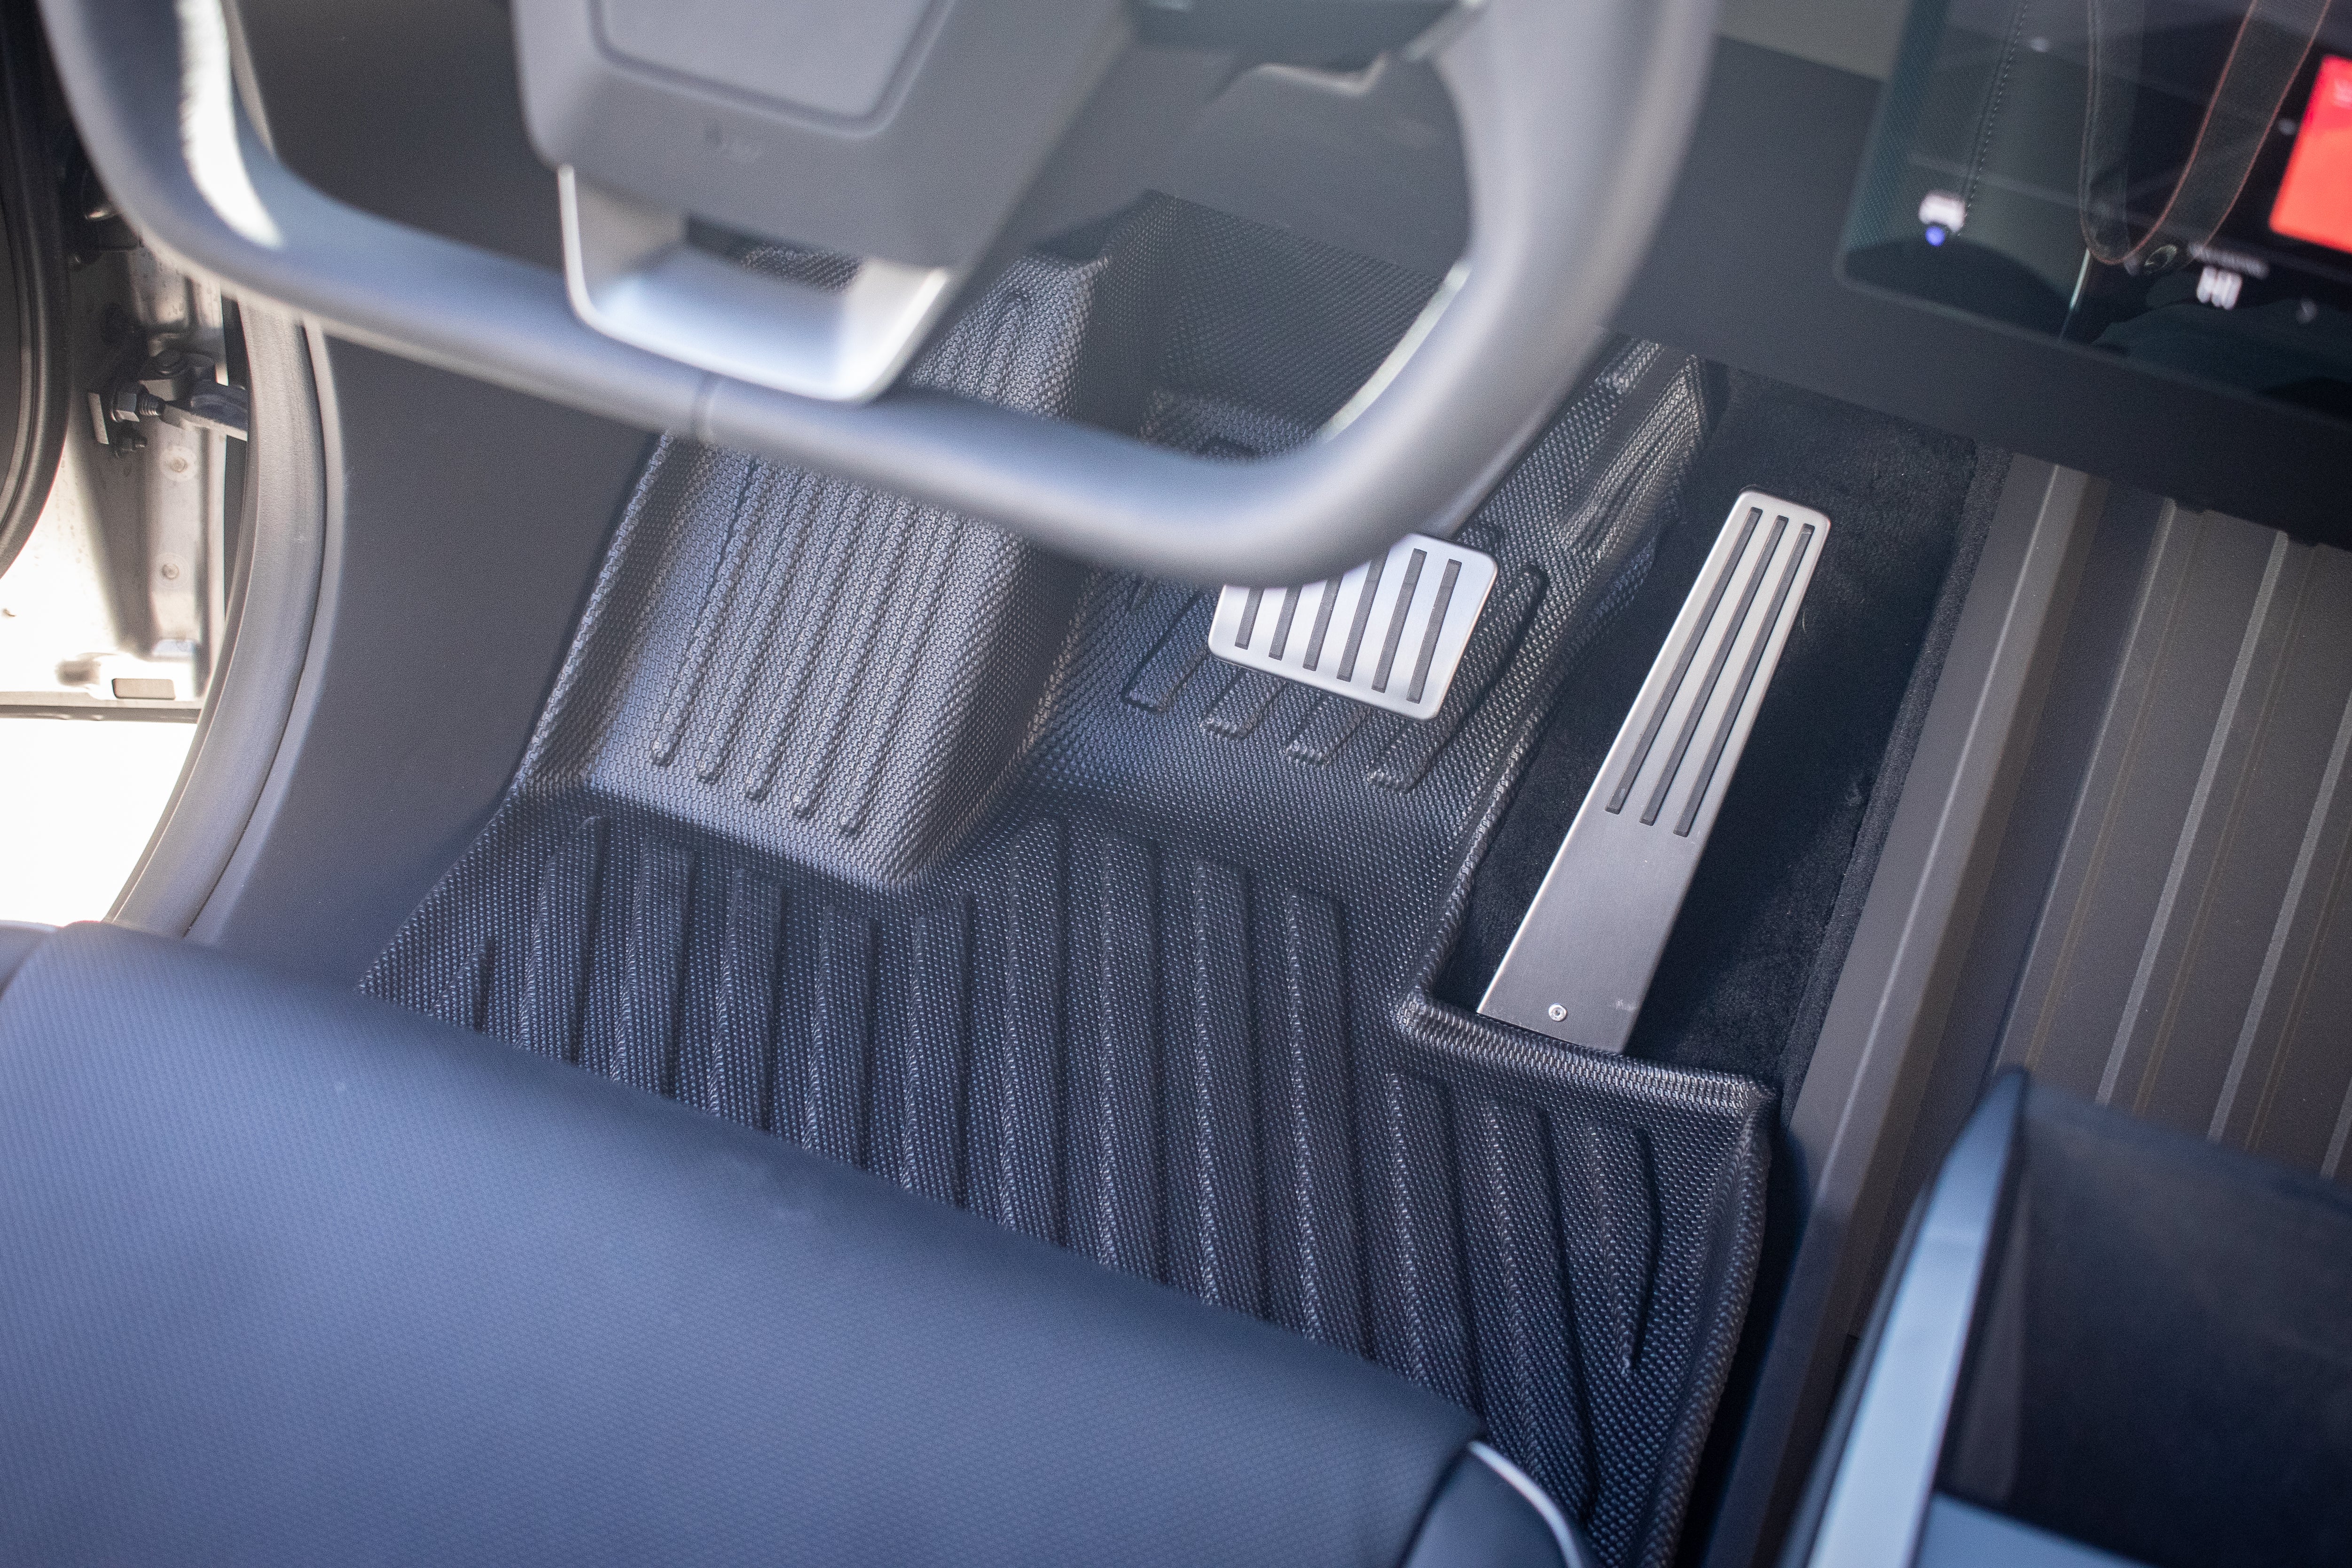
top-left (368, 203), bottom-right (1775, 1568)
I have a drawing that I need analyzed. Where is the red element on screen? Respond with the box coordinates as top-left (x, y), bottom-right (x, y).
top-left (2274, 56), bottom-right (2352, 254)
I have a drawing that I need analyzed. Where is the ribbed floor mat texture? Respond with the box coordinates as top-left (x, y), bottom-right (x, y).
top-left (367, 202), bottom-right (1773, 1568)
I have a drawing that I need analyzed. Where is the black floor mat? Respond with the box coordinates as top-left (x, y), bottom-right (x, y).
top-left (367, 202), bottom-right (1773, 1568)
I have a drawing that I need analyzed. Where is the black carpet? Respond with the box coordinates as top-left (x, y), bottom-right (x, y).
top-left (1437, 371), bottom-right (1988, 1098)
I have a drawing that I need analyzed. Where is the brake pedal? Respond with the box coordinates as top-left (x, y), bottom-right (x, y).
top-left (1480, 491), bottom-right (1830, 1052)
top-left (1205, 533), bottom-right (1499, 721)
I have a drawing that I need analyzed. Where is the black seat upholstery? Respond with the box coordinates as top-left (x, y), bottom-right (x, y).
top-left (0, 923), bottom-right (1581, 1568)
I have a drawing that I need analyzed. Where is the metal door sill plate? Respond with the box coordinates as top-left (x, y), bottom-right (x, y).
top-left (1481, 491), bottom-right (1830, 1052)
top-left (1206, 533), bottom-right (1498, 721)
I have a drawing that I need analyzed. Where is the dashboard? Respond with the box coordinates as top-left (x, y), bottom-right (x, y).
top-left (1849, 0), bottom-right (2352, 427)
top-left (1618, 0), bottom-right (2351, 550)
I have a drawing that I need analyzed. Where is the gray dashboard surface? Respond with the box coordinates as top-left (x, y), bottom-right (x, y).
top-left (1717, 0), bottom-right (1905, 80)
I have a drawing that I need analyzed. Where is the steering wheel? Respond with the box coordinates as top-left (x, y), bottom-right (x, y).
top-left (37, 0), bottom-right (1719, 587)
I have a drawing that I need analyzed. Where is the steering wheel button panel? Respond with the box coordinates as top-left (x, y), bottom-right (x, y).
top-left (593, 0), bottom-right (941, 124)
top-left (1205, 533), bottom-right (1497, 721)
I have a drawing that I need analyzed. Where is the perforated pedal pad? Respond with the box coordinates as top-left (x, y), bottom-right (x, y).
top-left (1205, 533), bottom-right (1498, 721)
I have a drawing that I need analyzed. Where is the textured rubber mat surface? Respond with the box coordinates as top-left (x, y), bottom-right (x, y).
top-left (368, 204), bottom-right (1774, 1568)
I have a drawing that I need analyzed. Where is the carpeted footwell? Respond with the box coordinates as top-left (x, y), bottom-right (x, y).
top-left (368, 201), bottom-right (1780, 1568)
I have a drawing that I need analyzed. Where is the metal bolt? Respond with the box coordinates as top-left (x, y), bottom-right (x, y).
top-left (159, 561), bottom-right (181, 581)
top-left (1546, 1003), bottom-right (1566, 1021)
top-left (164, 451), bottom-right (191, 475)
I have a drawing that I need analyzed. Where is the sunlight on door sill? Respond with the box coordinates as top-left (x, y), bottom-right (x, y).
top-left (0, 718), bottom-right (194, 925)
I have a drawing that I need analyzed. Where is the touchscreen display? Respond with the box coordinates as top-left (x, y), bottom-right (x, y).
top-left (2272, 55), bottom-right (2352, 254)
top-left (1846, 0), bottom-right (2352, 423)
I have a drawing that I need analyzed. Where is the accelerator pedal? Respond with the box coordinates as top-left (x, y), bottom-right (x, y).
top-left (1481, 492), bottom-right (1830, 1052)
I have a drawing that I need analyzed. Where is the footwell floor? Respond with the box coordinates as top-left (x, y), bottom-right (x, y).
top-left (369, 203), bottom-right (1773, 1568)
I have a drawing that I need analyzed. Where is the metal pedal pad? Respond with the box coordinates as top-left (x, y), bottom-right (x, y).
top-left (1205, 533), bottom-right (1498, 721)
top-left (1480, 491), bottom-right (1830, 1052)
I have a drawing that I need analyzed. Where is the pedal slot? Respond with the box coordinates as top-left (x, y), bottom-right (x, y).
top-left (1411, 558), bottom-right (1464, 702)
top-left (1479, 492), bottom-right (1830, 1053)
top-left (1609, 506), bottom-right (1758, 815)
top-left (1268, 586), bottom-right (1301, 659)
top-left (1679, 521), bottom-right (1814, 835)
top-left (1372, 547), bottom-right (1425, 692)
top-left (1302, 575), bottom-right (1342, 670)
top-left (1644, 510), bottom-right (1785, 826)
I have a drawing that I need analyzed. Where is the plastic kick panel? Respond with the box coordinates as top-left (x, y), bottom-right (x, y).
top-left (1481, 493), bottom-right (1829, 1052)
top-left (1208, 534), bottom-right (1500, 721)
top-left (367, 201), bottom-right (1772, 1568)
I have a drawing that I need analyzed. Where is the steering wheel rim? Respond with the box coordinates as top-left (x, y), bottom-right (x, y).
top-left (37, 0), bottom-right (1720, 587)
